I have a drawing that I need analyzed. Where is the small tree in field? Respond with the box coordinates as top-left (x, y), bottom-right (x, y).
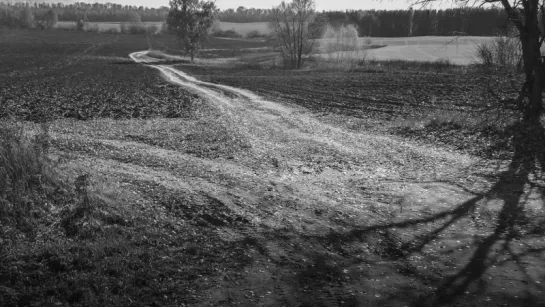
top-left (270, 0), bottom-right (323, 69)
top-left (167, 0), bottom-right (216, 62)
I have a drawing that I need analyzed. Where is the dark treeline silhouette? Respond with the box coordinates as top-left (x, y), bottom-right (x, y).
top-left (219, 7), bottom-right (510, 37)
top-left (0, 2), bottom-right (169, 24)
top-left (1, 2), bottom-right (510, 37)
top-left (323, 8), bottom-right (509, 37)
top-left (217, 6), bottom-right (274, 23)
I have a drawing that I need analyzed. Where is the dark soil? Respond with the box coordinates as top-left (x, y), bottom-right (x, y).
top-left (0, 30), bottom-right (195, 121)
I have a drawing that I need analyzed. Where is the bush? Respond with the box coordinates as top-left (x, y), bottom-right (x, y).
top-left (76, 19), bottom-right (86, 31)
top-left (475, 35), bottom-right (522, 71)
top-left (35, 8), bottom-right (57, 29)
top-left (0, 121), bottom-right (51, 230)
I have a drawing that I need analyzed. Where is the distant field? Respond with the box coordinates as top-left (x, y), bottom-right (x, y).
top-left (315, 36), bottom-right (497, 65)
top-left (366, 36), bottom-right (496, 65)
top-left (218, 22), bottom-right (272, 36)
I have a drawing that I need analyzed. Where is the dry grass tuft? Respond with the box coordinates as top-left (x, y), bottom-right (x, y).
top-left (0, 121), bottom-right (53, 230)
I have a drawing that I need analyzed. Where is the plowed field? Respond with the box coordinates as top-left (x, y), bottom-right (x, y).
top-left (179, 65), bottom-right (517, 119)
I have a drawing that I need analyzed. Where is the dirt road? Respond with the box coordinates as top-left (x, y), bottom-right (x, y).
top-left (46, 51), bottom-right (544, 306)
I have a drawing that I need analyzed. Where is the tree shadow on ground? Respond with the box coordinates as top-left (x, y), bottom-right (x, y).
top-left (230, 119), bottom-right (545, 306)
top-left (343, 119), bottom-right (545, 306)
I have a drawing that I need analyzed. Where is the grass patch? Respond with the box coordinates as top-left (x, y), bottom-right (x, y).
top-left (0, 121), bottom-right (55, 233)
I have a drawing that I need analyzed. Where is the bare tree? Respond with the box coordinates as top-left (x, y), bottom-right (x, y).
top-left (270, 0), bottom-right (323, 69)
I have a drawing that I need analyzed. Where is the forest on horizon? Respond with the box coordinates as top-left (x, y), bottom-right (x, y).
top-left (0, 2), bottom-right (510, 37)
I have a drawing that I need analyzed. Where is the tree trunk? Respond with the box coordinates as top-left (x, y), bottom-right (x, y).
top-left (520, 3), bottom-right (544, 125)
top-left (511, 0), bottom-right (545, 165)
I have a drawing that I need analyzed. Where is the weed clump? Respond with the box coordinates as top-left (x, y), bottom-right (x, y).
top-left (0, 121), bottom-right (53, 233)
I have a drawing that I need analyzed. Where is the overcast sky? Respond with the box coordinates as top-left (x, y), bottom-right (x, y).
top-left (103, 0), bottom-right (456, 10)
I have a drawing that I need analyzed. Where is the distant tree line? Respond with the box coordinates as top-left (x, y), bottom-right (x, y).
top-left (219, 6), bottom-right (511, 37)
top-left (0, 2), bottom-right (511, 37)
top-left (322, 8), bottom-right (510, 37)
top-left (217, 6), bottom-right (275, 23)
top-left (0, 2), bottom-right (169, 28)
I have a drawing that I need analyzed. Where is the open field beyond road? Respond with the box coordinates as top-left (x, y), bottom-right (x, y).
top-left (315, 36), bottom-right (496, 65)
top-left (1, 30), bottom-right (544, 307)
